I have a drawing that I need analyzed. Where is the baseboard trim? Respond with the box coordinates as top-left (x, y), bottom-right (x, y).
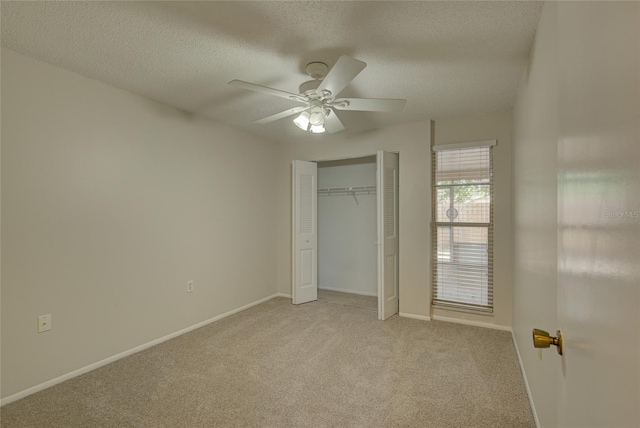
top-left (512, 331), bottom-right (541, 428)
top-left (0, 293), bottom-right (282, 407)
top-left (274, 293), bottom-right (291, 299)
top-left (318, 286), bottom-right (377, 297)
top-left (432, 314), bottom-right (512, 332)
top-left (399, 312), bottom-right (431, 321)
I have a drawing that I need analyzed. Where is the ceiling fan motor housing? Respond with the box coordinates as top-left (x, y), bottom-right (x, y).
top-left (299, 61), bottom-right (330, 97)
top-left (298, 79), bottom-right (321, 95)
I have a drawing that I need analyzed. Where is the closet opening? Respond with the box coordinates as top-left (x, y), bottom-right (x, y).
top-left (292, 151), bottom-right (398, 320)
top-left (317, 155), bottom-right (378, 312)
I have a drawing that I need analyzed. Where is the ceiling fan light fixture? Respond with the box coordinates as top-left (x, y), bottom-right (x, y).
top-left (293, 111), bottom-right (310, 131)
top-left (308, 106), bottom-right (326, 127)
top-left (294, 107), bottom-right (327, 133)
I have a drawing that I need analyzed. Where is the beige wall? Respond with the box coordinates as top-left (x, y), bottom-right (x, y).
top-left (432, 110), bottom-right (513, 328)
top-left (276, 121), bottom-right (432, 319)
top-left (1, 49), bottom-right (279, 399)
top-left (511, 2), bottom-right (558, 426)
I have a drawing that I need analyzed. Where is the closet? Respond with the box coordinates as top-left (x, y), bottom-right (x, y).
top-left (292, 151), bottom-right (399, 320)
top-left (317, 156), bottom-right (377, 310)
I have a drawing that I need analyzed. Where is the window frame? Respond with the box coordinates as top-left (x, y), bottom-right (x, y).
top-left (431, 141), bottom-right (496, 314)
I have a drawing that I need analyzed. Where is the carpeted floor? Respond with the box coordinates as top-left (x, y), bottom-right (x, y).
top-left (0, 297), bottom-right (534, 428)
top-left (317, 289), bottom-right (377, 311)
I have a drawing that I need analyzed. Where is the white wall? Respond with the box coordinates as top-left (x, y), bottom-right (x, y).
top-left (511, 2), bottom-right (558, 426)
top-left (432, 110), bottom-right (513, 328)
top-left (1, 49), bottom-right (278, 399)
top-left (277, 121), bottom-right (432, 319)
top-left (318, 160), bottom-right (377, 296)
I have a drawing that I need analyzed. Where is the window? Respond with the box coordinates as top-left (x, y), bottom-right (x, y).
top-left (432, 141), bottom-right (495, 313)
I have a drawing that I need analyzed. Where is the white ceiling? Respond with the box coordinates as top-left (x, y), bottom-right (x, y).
top-left (1, 1), bottom-right (542, 143)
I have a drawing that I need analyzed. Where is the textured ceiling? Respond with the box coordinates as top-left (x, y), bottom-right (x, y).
top-left (1, 1), bottom-right (542, 143)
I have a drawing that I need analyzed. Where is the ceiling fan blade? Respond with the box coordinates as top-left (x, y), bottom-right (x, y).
top-left (228, 80), bottom-right (306, 103)
top-left (324, 109), bottom-right (346, 134)
top-left (253, 106), bottom-right (309, 124)
top-left (331, 97), bottom-right (406, 112)
top-left (317, 56), bottom-right (367, 97)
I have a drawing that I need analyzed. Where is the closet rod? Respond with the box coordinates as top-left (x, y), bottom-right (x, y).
top-left (317, 185), bottom-right (376, 195)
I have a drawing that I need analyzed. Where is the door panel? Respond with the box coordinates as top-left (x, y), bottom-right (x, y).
top-left (292, 160), bottom-right (317, 305)
top-left (300, 249), bottom-right (314, 287)
top-left (557, 2), bottom-right (639, 426)
top-left (377, 151), bottom-right (399, 320)
top-left (384, 255), bottom-right (397, 300)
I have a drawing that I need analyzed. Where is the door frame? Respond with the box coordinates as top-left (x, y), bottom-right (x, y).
top-left (291, 153), bottom-right (400, 320)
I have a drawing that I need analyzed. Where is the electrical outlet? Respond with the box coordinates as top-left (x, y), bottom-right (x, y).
top-left (187, 280), bottom-right (194, 293)
top-left (38, 314), bottom-right (52, 333)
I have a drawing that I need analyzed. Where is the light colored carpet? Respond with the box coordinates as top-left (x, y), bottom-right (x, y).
top-left (317, 289), bottom-right (377, 311)
top-left (1, 297), bottom-right (534, 428)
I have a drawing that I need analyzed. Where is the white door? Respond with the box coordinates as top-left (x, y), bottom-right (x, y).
top-left (377, 151), bottom-right (399, 320)
top-left (556, 2), bottom-right (639, 426)
top-left (292, 160), bottom-right (318, 305)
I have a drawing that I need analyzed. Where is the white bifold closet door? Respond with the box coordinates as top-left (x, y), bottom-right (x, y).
top-left (377, 151), bottom-right (399, 320)
top-left (292, 160), bottom-right (317, 304)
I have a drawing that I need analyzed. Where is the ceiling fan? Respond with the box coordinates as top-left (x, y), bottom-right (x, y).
top-left (228, 55), bottom-right (406, 134)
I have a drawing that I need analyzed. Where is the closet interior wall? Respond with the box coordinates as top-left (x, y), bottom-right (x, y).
top-left (317, 157), bottom-right (377, 296)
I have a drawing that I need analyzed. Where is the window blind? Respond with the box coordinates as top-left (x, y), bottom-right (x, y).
top-left (432, 144), bottom-right (494, 313)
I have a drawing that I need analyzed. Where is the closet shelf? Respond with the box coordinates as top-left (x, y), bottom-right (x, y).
top-left (317, 186), bottom-right (376, 196)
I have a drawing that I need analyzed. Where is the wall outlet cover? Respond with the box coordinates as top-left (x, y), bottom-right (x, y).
top-left (38, 314), bottom-right (52, 333)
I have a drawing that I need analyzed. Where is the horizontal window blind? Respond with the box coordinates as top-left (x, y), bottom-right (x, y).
top-left (432, 144), bottom-right (494, 313)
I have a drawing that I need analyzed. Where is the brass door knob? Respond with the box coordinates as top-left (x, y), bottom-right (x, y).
top-left (532, 328), bottom-right (563, 355)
